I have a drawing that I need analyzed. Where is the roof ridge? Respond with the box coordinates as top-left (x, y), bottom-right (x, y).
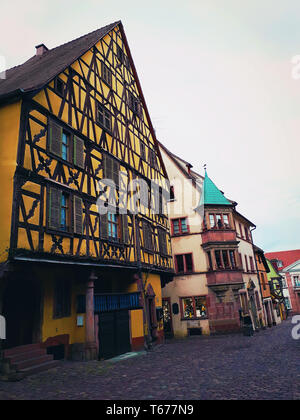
top-left (47, 21), bottom-right (121, 55)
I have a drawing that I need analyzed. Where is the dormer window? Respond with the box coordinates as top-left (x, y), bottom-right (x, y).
top-left (55, 77), bottom-right (66, 96)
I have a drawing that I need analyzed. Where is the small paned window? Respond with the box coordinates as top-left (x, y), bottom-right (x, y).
top-left (223, 214), bottom-right (230, 227)
top-left (60, 193), bottom-right (69, 232)
top-left (97, 102), bottom-right (112, 131)
top-left (101, 62), bottom-right (112, 86)
top-left (175, 254), bottom-right (193, 274)
top-left (209, 214), bottom-right (215, 228)
top-left (62, 131), bottom-right (70, 161)
top-left (171, 218), bottom-right (189, 235)
top-left (108, 213), bottom-right (119, 241)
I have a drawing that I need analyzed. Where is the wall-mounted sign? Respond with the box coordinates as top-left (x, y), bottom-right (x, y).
top-left (0, 315), bottom-right (6, 339)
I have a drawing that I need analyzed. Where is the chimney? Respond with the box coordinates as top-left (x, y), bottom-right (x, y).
top-left (35, 44), bottom-right (49, 56)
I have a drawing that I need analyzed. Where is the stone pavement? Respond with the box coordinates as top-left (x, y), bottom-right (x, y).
top-left (0, 320), bottom-right (299, 400)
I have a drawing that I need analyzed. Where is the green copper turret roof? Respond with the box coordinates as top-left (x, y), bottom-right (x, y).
top-left (203, 171), bottom-right (231, 206)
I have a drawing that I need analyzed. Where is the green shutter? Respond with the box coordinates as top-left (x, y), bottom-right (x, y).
top-left (73, 136), bottom-right (85, 169)
top-left (100, 213), bottom-right (108, 239)
top-left (74, 196), bottom-right (83, 235)
top-left (49, 119), bottom-right (62, 157)
top-left (49, 188), bottom-right (61, 230)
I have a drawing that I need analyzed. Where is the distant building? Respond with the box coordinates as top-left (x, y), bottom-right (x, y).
top-left (254, 246), bottom-right (278, 327)
top-left (265, 250), bottom-right (300, 315)
top-left (265, 259), bottom-right (286, 323)
top-left (159, 142), bottom-right (265, 337)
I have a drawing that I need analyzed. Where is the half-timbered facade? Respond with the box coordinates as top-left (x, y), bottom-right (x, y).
top-left (0, 21), bottom-right (173, 366)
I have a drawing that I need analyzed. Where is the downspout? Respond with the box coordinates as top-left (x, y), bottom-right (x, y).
top-left (250, 226), bottom-right (267, 328)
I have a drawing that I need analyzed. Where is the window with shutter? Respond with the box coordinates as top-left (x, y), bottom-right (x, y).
top-left (73, 136), bottom-right (85, 169)
top-left (49, 119), bottom-right (63, 157)
top-left (121, 214), bottom-right (129, 244)
top-left (48, 188), bottom-right (61, 230)
top-left (158, 228), bottom-right (168, 256)
top-left (143, 221), bottom-right (153, 251)
top-left (103, 154), bottom-right (119, 186)
top-left (48, 187), bottom-right (73, 233)
top-left (74, 196), bottom-right (83, 235)
top-left (100, 213), bottom-right (108, 239)
top-left (112, 159), bottom-right (120, 186)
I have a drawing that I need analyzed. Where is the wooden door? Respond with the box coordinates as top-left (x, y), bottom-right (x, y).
top-left (98, 310), bottom-right (131, 359)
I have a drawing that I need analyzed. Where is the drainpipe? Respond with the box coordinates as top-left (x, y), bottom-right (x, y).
top-left (250, 226), bottom-right (267, 328)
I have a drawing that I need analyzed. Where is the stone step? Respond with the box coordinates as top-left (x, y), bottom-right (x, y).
top-left (11, 354), bottom-right (54, 371)
top-left (3, 343), bottom-right (42, 358)
top-left (19, 360), bottom-right (60, 377)
top-left (5, 349), bottom-right (47, 364)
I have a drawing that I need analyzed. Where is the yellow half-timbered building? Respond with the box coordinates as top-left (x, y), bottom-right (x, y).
top-left (0, 21), bottom-right (173, 371)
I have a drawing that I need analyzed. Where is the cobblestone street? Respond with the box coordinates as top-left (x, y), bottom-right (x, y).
top-left (0, 321), bottom-right (299, 400)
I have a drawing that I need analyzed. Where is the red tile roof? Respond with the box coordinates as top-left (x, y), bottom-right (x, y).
top-left (265, 250), bottom-right (300, 271)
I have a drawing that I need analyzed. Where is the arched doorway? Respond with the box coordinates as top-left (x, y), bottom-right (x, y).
top-left (2, 276), bottom-right (41, 349)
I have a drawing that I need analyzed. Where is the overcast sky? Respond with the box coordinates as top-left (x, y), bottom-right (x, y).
top-left (1, 0), bottom-right (299, 252)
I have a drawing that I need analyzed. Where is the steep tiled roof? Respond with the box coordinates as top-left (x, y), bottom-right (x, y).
top-left (203, 171), bottom-right (231, 206)
top-left (0, 21), bottom-right (120, 100)
top-left (265, 250), bottom-right (300, 272)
